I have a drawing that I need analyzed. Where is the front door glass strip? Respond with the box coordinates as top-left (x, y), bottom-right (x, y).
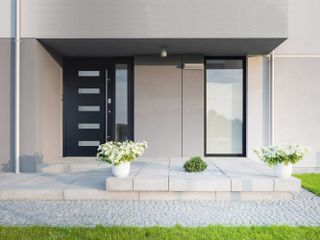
top-left (78, 106), bottom-right (100, 112)
top-left (78, 71), bottom-right (100, 77)
top-left (78, 141), bottom-right (100, 147)
top-left (78, 123), bottom-right (101, 129)
top-left (78, 88), bottom-right (100, 94)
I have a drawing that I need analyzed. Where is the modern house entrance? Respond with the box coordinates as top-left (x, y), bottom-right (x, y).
top-left (4, 0), bottom-right (319, 172)
top-left (63, 56), bottom-right (247, 158)
top-left (63, 58), bottom-right (134, 156)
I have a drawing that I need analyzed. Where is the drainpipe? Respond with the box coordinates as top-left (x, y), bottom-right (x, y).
top-left (269, 51), bottom-right (275, 146)
top-left (14, 0), bottom-right (20, 173)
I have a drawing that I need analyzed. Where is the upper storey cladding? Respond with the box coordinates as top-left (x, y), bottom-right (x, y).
top-left (11, 0), bottom-right (288, 39)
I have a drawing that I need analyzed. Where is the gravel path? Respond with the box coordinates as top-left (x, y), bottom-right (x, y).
top-left (0, 190), bottom-right (319, 227)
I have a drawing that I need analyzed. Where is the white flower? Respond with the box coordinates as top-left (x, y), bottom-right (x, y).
top-left (253, 144), bottom-right (310, 166)
top-left (96, 140), bottom-right (148, 166)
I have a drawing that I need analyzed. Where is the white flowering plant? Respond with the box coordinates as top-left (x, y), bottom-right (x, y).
top-left (97, 141), bottom-right (147, 166)
top-left (254, 144), bottom-right (310, 166)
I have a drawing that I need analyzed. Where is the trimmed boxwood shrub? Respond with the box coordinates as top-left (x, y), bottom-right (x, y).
top-left (183, 156), bottom-right (207, 173)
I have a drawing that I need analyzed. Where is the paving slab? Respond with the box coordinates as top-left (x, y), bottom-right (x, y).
top-left (106, 162), bottom-right (144, 191)
top-left (243, 161), bottom-right (302, 192)
top-left (0, 173), bottom-right (42, 185)
top-left (37, 158), bottom-right (110, 173)
top-left (69, 163), bottom-right (110, 173)
top-left (212, 161), bottom-right (274, 191)
top-left (169, 158), bottom-right (230, 191)
top-left (0, 173), bottom-right (82, 190)
top-left (241, 161), bottom-right (274, 175)
top-left (134, 159), bottom-right (169, 191)
top-left (0, 158), bottom-right (302, 201)
top-left (66, 175), bottom-right (108, 190)
top-left (37, 163), bottom-right (69, 173)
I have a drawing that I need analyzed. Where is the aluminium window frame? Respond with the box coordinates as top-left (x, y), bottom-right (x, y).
top-left (204, 56), bottom-right (247, 157)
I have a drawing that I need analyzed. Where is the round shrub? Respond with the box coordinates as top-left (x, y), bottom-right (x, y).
top-left (183, 156), bottom-right (207, 173)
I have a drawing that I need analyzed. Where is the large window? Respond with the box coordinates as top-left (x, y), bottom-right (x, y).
top-left (205, 58), bottom-right (246, 156)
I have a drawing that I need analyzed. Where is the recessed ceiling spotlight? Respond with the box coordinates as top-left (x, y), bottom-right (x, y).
top-left (160, 47), bottom-right (167, 58)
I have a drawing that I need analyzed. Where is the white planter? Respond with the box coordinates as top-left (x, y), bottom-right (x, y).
top-left (273, 163), bottom-right (293, 178)
top-left (112, 162), bottom-right (131, 178)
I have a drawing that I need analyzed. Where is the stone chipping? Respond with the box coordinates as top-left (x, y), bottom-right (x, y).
top-left (0, 189), bottom-right (319, 227)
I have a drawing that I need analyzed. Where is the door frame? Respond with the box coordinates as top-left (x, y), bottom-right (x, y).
top-left (204, 56), bottom-right (247, 157)
top-left (62, 57), bottom-right (134, 157)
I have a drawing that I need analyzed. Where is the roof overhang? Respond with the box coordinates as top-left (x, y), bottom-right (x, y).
top-left (40, 38), bottom-right (286, 57)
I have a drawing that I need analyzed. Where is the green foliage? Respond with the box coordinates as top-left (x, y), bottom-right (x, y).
top-left (254, 145), bottom-right (310, 166)
top-left (0, 225), bottom-right (320, 240)
top-left (183, 156), bottom-right (207, 172)
top-left (293, 173), bottom-right (320, 196)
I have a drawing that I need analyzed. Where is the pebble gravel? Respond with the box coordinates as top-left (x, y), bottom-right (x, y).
top-left (0, 190), bottom-right (319, 227)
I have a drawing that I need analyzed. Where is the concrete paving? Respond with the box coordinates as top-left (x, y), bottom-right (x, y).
top-left (0, 189), bottom-right (319, 226)
top-left (0, 158), bottom-right (301, 200)
top-left (106, 158), bottom-right (301, 196)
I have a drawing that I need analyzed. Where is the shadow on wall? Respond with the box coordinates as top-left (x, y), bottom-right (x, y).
top-left (0, 163), bottom-right (12, 172)
top-left (39, 41), bottom-right (63, 67)
top-left (6, 0), bottom-right (17, 172)
top-left (20, 153), bottom-right (43, 173)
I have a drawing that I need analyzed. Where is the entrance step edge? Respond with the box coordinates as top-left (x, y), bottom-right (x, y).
top-left (37, 158), bottom-right (110, 173)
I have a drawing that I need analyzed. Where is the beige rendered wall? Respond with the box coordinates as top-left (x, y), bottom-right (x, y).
top-left (0, 39), bottom-right (14, 172)
top-left (182, 56), bottom-right (204, 157)
top-left (0, 0), bottom-right (15, 172)
top-left (246, 56), bottom-right (270, 160)
top-left (274, 58), bottom-right (320, 167)
top-left (247, 0), bottom-right (320, 167)
top-left (272, 0), bottom-right (320, 167)
top-left (20, 39), bottom-right (62, 172)
top-left (134, 56), bottom-right (182, 157)
top-left (134, 55), bottom-right (204, 157)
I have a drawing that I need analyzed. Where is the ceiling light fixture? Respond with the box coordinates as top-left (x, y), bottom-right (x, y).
top-left (160, 48), bottom-right (167, 58)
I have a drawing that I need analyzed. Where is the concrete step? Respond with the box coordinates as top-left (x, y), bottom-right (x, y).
top-left (106, 158), bottom-right (301, 200)
top-left (37, 157), bottom-right (110, 173)
top-left (1, 157), bottom-right (302, 201)
top-left (0, 189), bottom-right (293, 201)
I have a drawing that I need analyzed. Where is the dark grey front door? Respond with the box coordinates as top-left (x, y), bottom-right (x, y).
top-left (63, 58), bottom-right (133, 156)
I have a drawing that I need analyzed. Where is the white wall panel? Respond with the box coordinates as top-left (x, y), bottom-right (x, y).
top-left (134, 56), bottom-right (182, 157)
top-left (247, 56), bottom-right (270, 161)
top-left (274, 57), bottom-right (320, 167)
top-left (0, 0), bottom-right (14, 38)
top-left (182, 56), bottom-right (204, 157)
top-left (276, 0), bottom-right (320, 54)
